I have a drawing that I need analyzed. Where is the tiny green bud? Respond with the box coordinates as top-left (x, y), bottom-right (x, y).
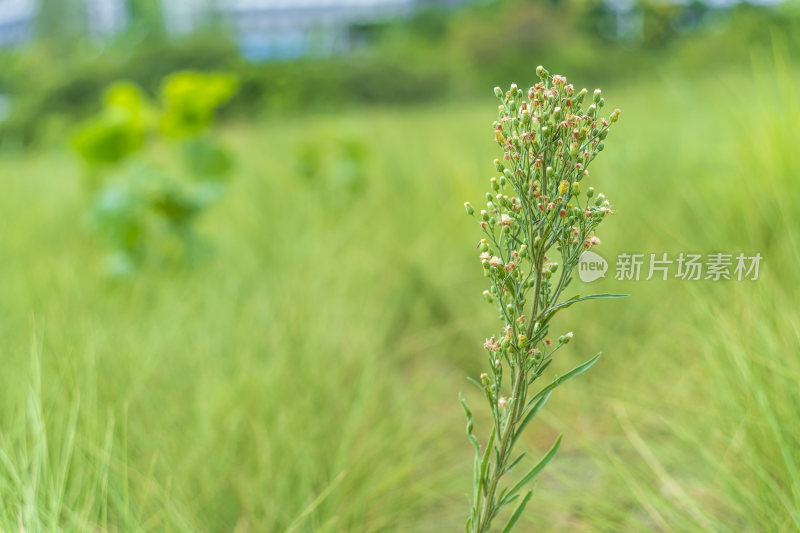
top-left (494, 158), bottom-right (504, 172)
top-left (587, 187), bottom-right (595, 198)
top-left (536, 65), bottom-right (549, 79)
top-left (464, 202), bottom-right (474, 215)
top-left (494, 87), bottom-right (503, 98)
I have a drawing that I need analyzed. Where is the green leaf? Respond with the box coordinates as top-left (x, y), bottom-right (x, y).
top-left (480, 426), bottom-right (496, 496)
top-left (466, 376), bottom-right (484, 391)
top-left (459, 395), bottom-right (480, 455)
top-left (494, 492), bottom-right (517, 517)
top-left (541, 293), bottom-right (628, 322)
top-left (503, 451), bottom-right (527, 475)
top-left (527, 353), bottom-right (602, 411)
top-left (502, 490), bottom-right (534, 533)
top-left (512, 391), bottom-right (552, 447)
top-left (505, 434), bottom-right (562, 499)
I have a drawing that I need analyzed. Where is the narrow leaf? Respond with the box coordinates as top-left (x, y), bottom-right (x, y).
top-left (503, 451), bottom-right (527, 475)
top-left (506, 434), bottom-right (562, 498)
top-left (542, 293), bottom-right (628, 321)
top-left (480, 426), bottom-right (496, 496)
top-left (466, 376), bottom-right (484, 391)
top-left (512, 390), bottom-right (552, 446)
top-left (527, 353), bottom-right (601, 410)
top-left (459, 395), bottom-right (480, 455)
top-left (502, 490), bottom-right (534, 533)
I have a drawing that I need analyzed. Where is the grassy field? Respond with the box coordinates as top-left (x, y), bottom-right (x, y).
top-left (0, 58), bottom-right (798, 532)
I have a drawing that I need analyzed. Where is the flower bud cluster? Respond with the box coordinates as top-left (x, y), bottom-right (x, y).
top-left (466, 67), bottom-right (620, 374)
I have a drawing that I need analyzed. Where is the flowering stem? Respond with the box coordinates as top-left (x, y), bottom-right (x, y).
top-left (461, 67), bottom-right (625, 532)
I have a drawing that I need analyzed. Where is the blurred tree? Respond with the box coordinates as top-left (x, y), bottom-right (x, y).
top-left (126, 0), bottom-right (165, 39)
top-left (36, 0), bottom-right (86, 54)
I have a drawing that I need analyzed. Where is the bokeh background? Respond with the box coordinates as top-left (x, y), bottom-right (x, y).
top-left (1, 0), bottom-right (799, 531)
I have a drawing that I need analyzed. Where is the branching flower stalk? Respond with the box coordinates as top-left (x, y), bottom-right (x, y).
top-left (461, 66), bottom-right (624, 532)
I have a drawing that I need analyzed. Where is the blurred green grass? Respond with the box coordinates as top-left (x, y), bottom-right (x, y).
top-left (0, 58), bottom-right (798, 532)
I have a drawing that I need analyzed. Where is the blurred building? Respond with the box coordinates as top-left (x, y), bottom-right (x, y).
top-left (0, 0), bottom-right (127, 46)
top-left (84, 0), bottom-right (128, 37)
top-left (163, 0), bottom-right (450, 60)
top-left (0, 0), bottom-right (37, 46)
top-left (0, 0), bottom-right (449, 57)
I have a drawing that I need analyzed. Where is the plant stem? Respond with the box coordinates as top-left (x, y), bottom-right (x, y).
top-left (475, 262), bottom-right (545, 533)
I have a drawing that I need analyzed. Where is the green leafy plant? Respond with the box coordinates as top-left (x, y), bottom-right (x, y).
top-left (72, 71), bottom-right (237, 275)
top-left (461, 66), bottom-right (624, 532)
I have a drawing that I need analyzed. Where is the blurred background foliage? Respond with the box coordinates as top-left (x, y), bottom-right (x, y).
top-left (72, 71), bottom-right (237, 275)
top-left (1, 0), bottom-right (799, 531)
top-left (1, 0), bottom-right (799, 147)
